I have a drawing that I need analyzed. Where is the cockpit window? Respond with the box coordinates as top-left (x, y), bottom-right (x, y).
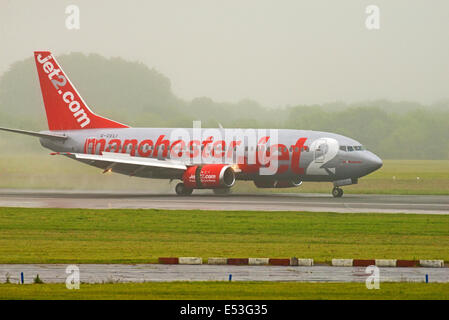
top-left (340, 145), bottom-right (365, 152)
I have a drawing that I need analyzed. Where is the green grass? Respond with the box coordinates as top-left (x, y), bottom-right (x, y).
top-left (0, 207), bottom-right (448, 264)
top-left (0, 154), bottom-right (448, 194)
top-left (0, 282), bottom-right (448, 300)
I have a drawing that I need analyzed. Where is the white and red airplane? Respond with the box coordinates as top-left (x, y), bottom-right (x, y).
top-left (0, 51), bottom-right (382, 197)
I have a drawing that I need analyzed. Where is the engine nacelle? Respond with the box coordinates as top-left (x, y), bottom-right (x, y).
top-left (254, 177), bottom-right (302, 188)
top-left (183, 164), bottom-right (236, 189)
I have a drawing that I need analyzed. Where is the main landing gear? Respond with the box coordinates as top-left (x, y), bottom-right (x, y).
top-left (175, 183), bottom-right (193, 196)
top-left (332, 187), bottom-right (344, 198)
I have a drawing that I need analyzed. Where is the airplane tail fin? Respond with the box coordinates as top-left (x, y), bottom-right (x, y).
top-left (34, 51), bottom-right (129, 131)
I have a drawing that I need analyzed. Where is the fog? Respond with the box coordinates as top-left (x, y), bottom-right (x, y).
top-left (0, 1), bottom-right (448, 193)
top-left (1, 0), bottom-right (448, 106)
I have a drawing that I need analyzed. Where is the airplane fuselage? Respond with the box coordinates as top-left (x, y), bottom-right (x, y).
top-left (39, 127), bottom-right (383, 185)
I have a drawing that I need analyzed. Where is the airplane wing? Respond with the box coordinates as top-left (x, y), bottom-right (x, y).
top-left (54, 152), bottom-right (188, 179)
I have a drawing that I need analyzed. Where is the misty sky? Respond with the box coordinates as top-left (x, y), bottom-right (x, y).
top-left (0, 0), bottom-right (448, 107)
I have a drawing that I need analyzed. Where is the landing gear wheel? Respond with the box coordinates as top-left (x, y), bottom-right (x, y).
top-left (175, 183), bottom-right (193, 196)
top-left (213, 188), bottom-right (231, 195)
top-left (332, 187), bottom-right (343, 198)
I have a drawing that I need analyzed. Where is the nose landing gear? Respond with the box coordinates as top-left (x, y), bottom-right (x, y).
top-left (332, 187), bottom-right (344, 198)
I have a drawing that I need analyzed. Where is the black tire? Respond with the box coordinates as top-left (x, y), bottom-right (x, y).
top-left (332, 187), bottom-right (343, 198)
top-left (213, 188), bottom-right (231, 195)
top-left (175, 183), bottom-right (193, 196)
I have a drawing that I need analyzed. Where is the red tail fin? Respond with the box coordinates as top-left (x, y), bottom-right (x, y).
top-left (34, 51), bottom-right (129, 131)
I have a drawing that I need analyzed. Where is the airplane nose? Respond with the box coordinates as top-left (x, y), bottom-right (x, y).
top-left (365, 151), bottom-right (383, 173)
top-left (369, 153), bottom-right (383, 170)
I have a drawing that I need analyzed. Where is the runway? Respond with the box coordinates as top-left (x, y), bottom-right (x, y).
top-left (1, 264), bottom-right (448, 284)
top-left (0, 190), bottom-right (448, 214)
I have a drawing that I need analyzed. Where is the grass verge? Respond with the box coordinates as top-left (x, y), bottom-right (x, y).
top-left (0, 282), bottom-right (448, 300)
top-left (0, 207), bottom-right (447, 264)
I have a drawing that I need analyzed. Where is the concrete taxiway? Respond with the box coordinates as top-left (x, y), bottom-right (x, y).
top-left (0, 264), bottom-right (448, 284)
top-left (0, 190), bottom-right (448, 214)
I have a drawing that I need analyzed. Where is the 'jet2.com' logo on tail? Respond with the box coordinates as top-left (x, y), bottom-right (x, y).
top-left (36, 54), bottom-right (91, 128)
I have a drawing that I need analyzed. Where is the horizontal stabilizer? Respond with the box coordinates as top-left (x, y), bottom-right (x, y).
top-left (0, 127), bottom-right (67, 141)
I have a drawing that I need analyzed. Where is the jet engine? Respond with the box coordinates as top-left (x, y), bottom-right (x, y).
top-left (183, 164), bottom-right (236, 189)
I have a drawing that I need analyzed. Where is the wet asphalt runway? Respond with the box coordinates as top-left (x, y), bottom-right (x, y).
top-left (0, 190), bottom-right (448, 214)
top-left (0, 264), bottom-right (447, 284)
